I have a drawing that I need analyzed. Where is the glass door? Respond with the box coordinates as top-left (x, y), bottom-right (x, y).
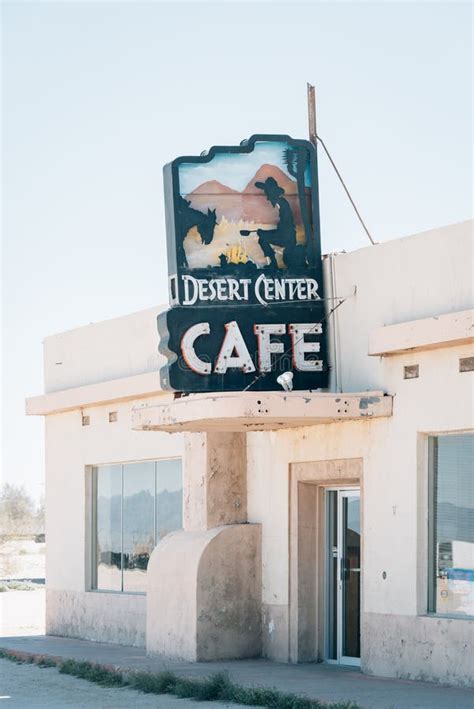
top-left (325, 488), bottom-right (361, 665)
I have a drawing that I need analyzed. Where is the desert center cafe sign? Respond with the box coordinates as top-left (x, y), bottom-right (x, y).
top-left (158, 134), bottom-right (328, 392)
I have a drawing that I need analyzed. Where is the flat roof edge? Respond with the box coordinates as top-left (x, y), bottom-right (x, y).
top-left (26, 371), bottom-right (166, 416)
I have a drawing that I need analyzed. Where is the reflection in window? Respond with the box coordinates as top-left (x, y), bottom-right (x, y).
top-left (96, 465), bottom-right (122, 591)
top-left (92, 459), bottom-right (182, 593)
top-left (123, 463), bottom-right (155, 593)
top-left (429, 434), bottom-right (474, 617)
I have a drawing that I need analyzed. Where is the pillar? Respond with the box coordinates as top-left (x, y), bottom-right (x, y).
top-left (146, 430), bottom-right (262, 660)
top-left (184, 431), bottom-right (247, 530)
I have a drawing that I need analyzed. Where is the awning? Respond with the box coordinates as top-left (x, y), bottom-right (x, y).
top-left (131, 390), bottom-right (393, 433)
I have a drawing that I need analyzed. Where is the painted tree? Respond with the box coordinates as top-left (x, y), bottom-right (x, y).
top-left (283, 146), bottom-right (312, 248)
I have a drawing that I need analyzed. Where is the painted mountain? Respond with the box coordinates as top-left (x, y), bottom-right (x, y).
top-left (185, 164), bottom-right (312, 229)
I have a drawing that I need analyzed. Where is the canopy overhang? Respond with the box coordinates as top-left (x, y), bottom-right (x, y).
top-left (131, 390), bottom-right (393, 433)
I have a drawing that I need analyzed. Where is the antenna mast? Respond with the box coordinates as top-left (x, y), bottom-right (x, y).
top-left (307, 83), bottom-right (317, 147)
top-left (307, 82), bottom-right (376, 245)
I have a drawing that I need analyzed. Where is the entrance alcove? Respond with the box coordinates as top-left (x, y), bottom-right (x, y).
top-left (289, 458), bottom-right (363, 664)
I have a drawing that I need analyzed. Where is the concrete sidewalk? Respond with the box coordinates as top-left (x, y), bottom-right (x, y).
top-left (1, 634), bottom-right (473, 709)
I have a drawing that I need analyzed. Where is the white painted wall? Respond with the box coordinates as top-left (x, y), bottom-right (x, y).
top-left (44, 305), bottom-right (166, 393)
top-left (323, 219), bottom-right (473, 393)
top-left (44, 394), bottom-right (183, 646)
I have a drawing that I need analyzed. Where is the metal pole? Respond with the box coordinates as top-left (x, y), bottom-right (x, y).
top-left (307, 83), bottom-right (317, 147)
top-left (307, 82), bottom-right (376, 245)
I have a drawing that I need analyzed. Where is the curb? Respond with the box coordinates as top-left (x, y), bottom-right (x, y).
top-left (0, 647), bottom-right (120, 674)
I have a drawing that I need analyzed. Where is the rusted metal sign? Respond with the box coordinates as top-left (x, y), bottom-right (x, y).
top-left (159, 134), bottom-right (328, 392)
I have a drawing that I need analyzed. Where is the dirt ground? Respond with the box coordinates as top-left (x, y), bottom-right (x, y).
top-left (0, 659), bottom-right (248, 708)
top-left (0, 539), bottom-right (45, 581)
top-left (0, 589), bottom-right (45, 637)
top-left (0, 538), bottom-right (45, 637)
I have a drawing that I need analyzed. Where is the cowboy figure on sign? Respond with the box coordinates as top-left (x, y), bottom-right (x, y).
top-left (241, 176), bottom-right (304, 269)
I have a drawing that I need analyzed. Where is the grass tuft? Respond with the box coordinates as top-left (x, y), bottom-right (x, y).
top-left (58, 659), bottom-right (124, 687)
top-left (129, 670), bottom-right (177, 694)
top-left (192, 671), bottom-right (234, 701)
top-left (36, 656), bottom-right (57, 668)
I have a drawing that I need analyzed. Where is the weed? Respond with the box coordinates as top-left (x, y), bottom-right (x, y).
top-left (59, 659), bottom-right (124, 687)
top-left (129, 670), bottom-right (176, 694)
top-left (191, 671), bottom-right (233, 701)
top-left (36, 657), bottom-right (57, 668)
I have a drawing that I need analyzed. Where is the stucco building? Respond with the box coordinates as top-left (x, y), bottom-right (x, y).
top-left (27, 220), bottom-right (474, 686)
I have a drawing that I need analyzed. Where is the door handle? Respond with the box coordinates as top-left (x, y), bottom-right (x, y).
top-left (341, 562), bottom-right (361, 580)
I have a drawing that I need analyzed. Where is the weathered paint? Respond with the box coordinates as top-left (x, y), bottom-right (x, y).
top-left (131, 391), bottom-right (392, 433)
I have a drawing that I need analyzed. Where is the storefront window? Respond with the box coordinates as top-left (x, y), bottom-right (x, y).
top-left (92, 459), bottom-right (182, 593)
top-left (428, 434), bottom-right (474, 617)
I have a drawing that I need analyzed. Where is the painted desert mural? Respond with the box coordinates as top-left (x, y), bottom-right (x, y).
top-left (175, 139), bottom-right (314, 271)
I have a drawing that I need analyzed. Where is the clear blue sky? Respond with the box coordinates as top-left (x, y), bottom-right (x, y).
top-left (2, 1), bottom-right (472, 501)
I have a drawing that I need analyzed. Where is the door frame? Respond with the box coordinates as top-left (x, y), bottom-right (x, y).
top-left (288, 458), bottom-right (363, 664)
top-left (324, 486), bottom-right (361, 667)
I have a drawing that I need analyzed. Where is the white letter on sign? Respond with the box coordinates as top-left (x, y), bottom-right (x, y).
top-left (214, 321), bottom-right (255, 374)
top-left (181, 323), bottom-right (211, 375)
top-left (254, 324), bottom-right (285, 372)
top-left (288, 323), bottom-right (323, 371)
top-left (182, 275), bottom-right (198, 306)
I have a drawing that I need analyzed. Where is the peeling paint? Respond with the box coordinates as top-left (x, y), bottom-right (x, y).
top-left (359, 396), bottom-right (380, 409)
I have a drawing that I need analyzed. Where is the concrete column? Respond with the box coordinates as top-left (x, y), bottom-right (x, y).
top-left (184, 431), bottom-right (247, 531)
top-left (147, 430), bottom-right (262, 661)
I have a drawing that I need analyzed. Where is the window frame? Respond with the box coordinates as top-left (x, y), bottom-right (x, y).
top-left (88, 457), bottom-right (182, 595)
top-left (427, 435), bottom-right (438, 614)
top-left (427, 431), bottom-right (474, 619)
